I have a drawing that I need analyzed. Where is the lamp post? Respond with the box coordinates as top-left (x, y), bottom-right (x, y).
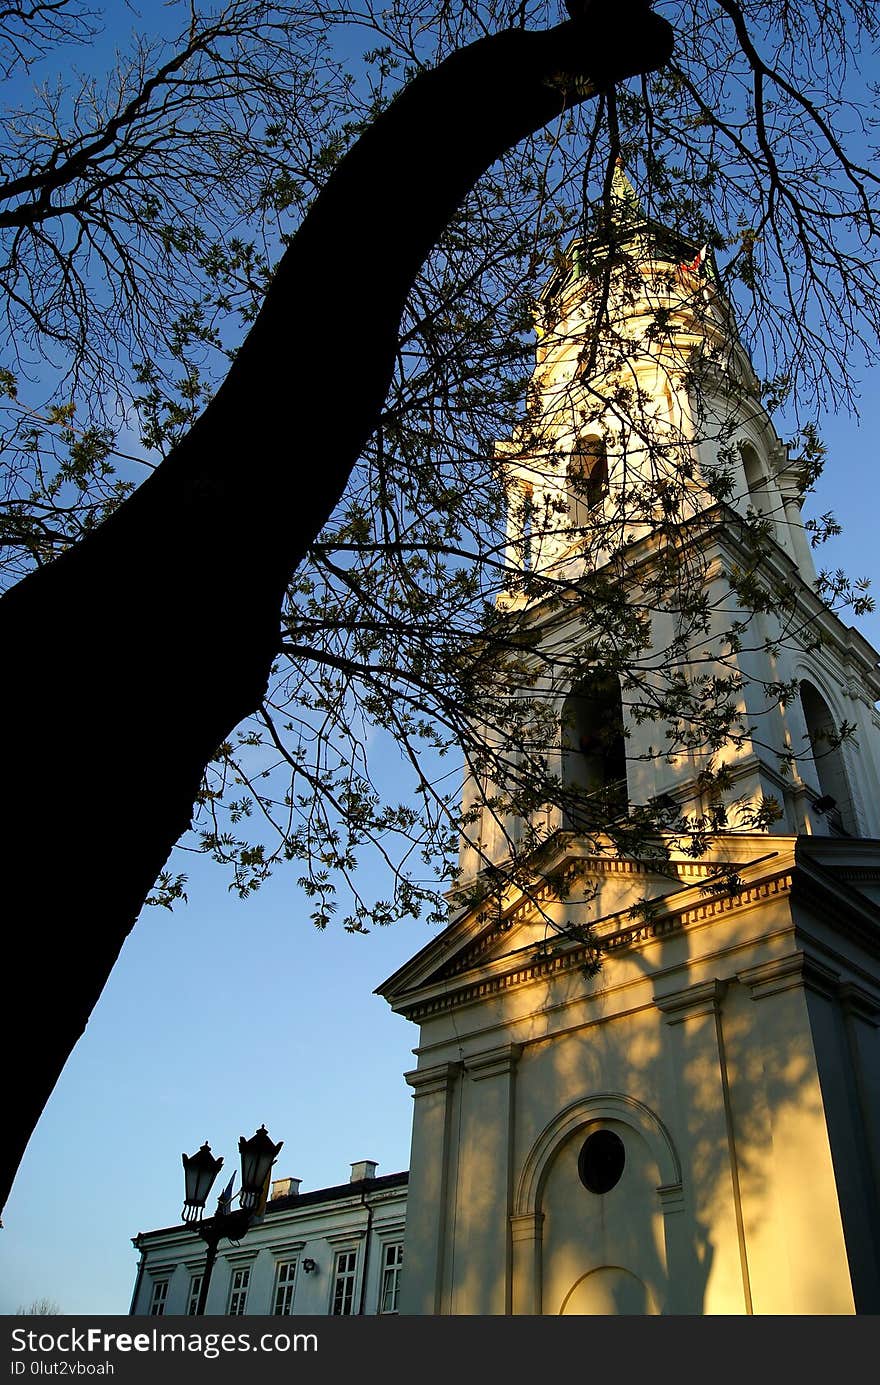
top-left (181, 1125), bottom-right (283, 1315)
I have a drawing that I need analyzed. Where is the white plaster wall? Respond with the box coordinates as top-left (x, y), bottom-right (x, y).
top-left (400, 848), bottom-right (873, 1315)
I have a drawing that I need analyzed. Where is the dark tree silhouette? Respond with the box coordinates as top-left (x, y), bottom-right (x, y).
top-left (0, 0), bottom-right (673, 1216)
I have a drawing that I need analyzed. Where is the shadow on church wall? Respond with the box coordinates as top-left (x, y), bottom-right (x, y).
top-left (423, 898), bottom-right (853, 1316)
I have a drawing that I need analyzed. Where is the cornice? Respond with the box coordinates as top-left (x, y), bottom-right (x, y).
top-left (490, 501), bottom-right (880, 694)
top-left (404, 1061), bottom-right (462, 1097)
top-left (391, 841), bottom-right (880, 1028)
top-left (267, 1240), bottom-right (306, 1257)
top-left (404, 944), bottom-right (593, 1023)
top-left (654, 978), bottom-right (726, 1024)
top-left (220, 1246), bottom-right (259, 1266)
top-left (397, 867), bottom-right (795, 1023)
top-left (838, 981), bottom-right (880, 1026)
top-left (131, 1226), bottom-right (196, 1253)
top-left (790, 866), bottom-right (880, 960)
top-left (436, 849), bottom-right (731, 985)
top-left (325, 1228), bottom-right (367, 1247)
top-left (736, 952), bottom-right (840, 1002)
top-left (463, 1043), bottom-right (523, 1081)
top-left (373, 1214), bottom-right (407, 1234)
top-left (603, 869), bottom-right (792, 955)
top-left (833, 867), bottom-right (880, 885)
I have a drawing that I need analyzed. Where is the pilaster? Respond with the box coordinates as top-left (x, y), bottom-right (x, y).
top-left (510, 1211), bottom-right (544, 1316)
top-left (654, 978), bottom-right (751, 1313)
top-left (399, 1061), bottom-right (461, 1315)
top-left (736, 953), bottom-right (855, 1313)
top-left (449, 1044), bottom-right (522, 1314)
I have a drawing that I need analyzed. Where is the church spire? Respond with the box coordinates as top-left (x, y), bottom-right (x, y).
top-left (608, 157), bottom-right (645, 231)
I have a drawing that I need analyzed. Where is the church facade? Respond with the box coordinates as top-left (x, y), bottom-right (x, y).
top-left (128, 180), bottom-right (880, 1318)
top-left (378, 174), bottom-right (880, 1315)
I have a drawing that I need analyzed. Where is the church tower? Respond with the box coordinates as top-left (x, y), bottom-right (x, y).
top-left (379, 171), bottom-right (880, 1315)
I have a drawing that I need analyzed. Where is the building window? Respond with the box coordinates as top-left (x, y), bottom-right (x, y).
top-left (331, 1250), bottom-right (357, 1316)
top-left (227, 1266), bottom-right (250, 1316)
top-left (273, 1260), bottom-right (297, 1315)
top-left (149, 1279), bottom-right (169, 1316)
top-left (800, 679), bottom-right (855, 835)
top-left (578, 1129), bottom-right (626, 1194)
top-left (740, 441), bottom-right (778, 537)
top-left (380, 1243), bottom-right (403, 1315)
top-left (568, 436), bottom-right (608, 528)
top-left (561, 675), bottom-right (627, 829)
top-left (187, 1274), bottom-right (203, 1316)
top-left (510, 482), bottom-right (535, 572)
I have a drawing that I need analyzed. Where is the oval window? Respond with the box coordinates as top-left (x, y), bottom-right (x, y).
top-left (578, 1128), bottom-right (625, 1194)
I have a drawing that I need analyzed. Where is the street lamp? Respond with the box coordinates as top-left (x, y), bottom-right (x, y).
top-left (181, 1125), bottom-right (283, 1315)
top-left (238, 1125), bottom-right (284, 1210)
top-left (181, 1142), bottom-right (224, 1223)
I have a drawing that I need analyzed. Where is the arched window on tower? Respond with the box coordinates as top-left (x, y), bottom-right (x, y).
top-left (518, 483), bottom-right (535, 571)
top-left (800, 679), bottom-right (855, 835)
top-left (506, 481), bottom-right (535, 573)
top-left (561, 675), bottom-right (627, 830)
top-left (568, 436), bottom-right (608, 531)
top-left (740, 442), bottom-right (777, 538)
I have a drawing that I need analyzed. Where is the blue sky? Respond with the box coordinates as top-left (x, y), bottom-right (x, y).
top-left (0, 855), bottom-right (426, 1314)
top-left (1, 374), bottom-right (877, 1320)
top-left (1, 3), bottom-right (880, 1318)
top-left (0, 3), bottom-right (433, 1314)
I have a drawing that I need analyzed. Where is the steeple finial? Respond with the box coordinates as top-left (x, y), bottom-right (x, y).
top-left (609, 158), bottom-right (645, 228)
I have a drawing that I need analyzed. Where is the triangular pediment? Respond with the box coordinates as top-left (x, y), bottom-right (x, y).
top-left (375, 838), bottom-right (603, 1006)
top-left (377, 832), bottom-right (797, 1016)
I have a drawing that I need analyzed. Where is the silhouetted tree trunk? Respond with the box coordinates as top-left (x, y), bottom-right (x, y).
top-left (0, 1), bottom-right (672, 1216)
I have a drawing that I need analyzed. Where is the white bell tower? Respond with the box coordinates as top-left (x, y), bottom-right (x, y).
top-left (380, 173), bottom-right (880, 1316)
top-left (457, 163), bottom-right (880, 884)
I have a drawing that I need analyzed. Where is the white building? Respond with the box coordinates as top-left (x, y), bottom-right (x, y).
top-left (131, 175), bottom-right (880, 1316)
top-left (129, 1162), bottom-right (407, 1316)
top-left (378, 173), bottom-right (880, 1315)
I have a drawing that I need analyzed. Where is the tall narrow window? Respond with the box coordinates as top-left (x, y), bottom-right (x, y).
top-left (331, 1250), bottom-right (357, 1316)
top-left (518, 484), bottom-right (535, 570)
top-left (561, 675), bottom-right (627, 829)
top-left (273, 1260), bottom-right (297, 1315)
top-left (741, 442), bottom-right (777, 537)
top-left (227, 1266), bottom-right (250, 1316)
top-left (186, 1274), bottom-right (203, 1316)
top-left (380, 1243), bottom-right (404, 1314)
top-left (504, 480), bottom-right (537, 580)
top-left (568, 436), bottom-right (608, 529)
top-left (149, 1279), bottom-right (169, 1316)
top-left (800, 680), bottom-right (854, 835)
